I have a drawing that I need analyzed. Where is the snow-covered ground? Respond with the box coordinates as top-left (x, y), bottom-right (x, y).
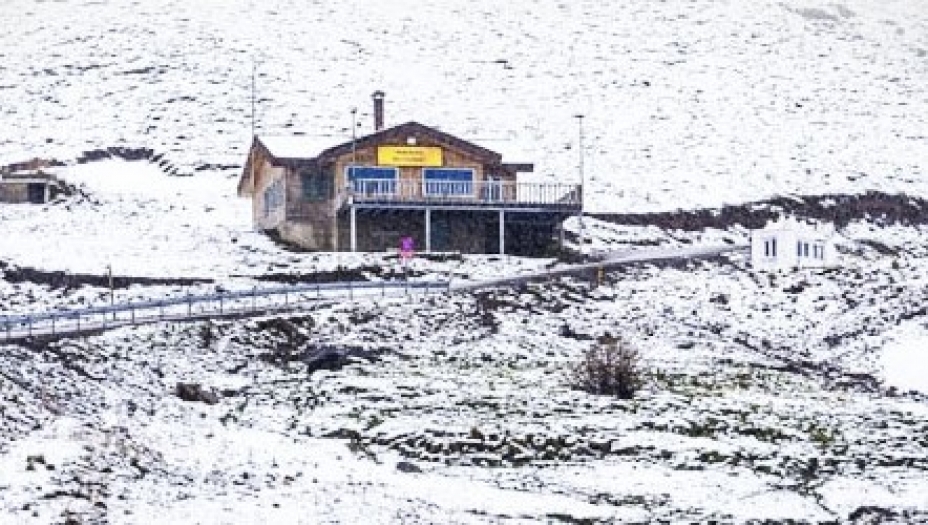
top-left (3, 0), bottom-right (928, 523)
top-left (881, 322), bottom-right (928, 396)
top-left (1, 0), bottom-right (926, 213)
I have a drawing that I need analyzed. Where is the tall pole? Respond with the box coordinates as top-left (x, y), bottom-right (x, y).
top-left (106, 264), bottom-right (114, 319)
top-left (351, 107), bottom-right (358, 165)
top-left (574, 114), bottom-right (585, 255)
top-left (251, 61), bottom-right (257, 139)
top-left (249, 61), bottom-right (258, 230)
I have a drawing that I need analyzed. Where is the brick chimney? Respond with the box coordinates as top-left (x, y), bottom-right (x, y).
top-left (372, 90), bottom-right (385, 131)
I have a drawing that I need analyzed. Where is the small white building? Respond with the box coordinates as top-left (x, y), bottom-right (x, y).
top-left (751, 218), bottom-right (837, 270)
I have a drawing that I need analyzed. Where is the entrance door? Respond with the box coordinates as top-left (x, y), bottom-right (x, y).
top-left (27, 183), bottom-right (46, 204)
top-left (484, 176), bottom-right (502, 201)
top-left (431, 214), bottom-right (451, 252)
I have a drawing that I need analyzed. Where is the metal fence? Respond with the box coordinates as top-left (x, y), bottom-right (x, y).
top-left (0, 279), bottom-right (449, 343)
top-left (0, 244), bottom-right (749, 344)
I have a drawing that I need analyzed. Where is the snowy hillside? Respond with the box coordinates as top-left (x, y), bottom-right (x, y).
top-left (1, 0), bottom-right (926, 212)
top-left (2, 0), bottom-right (928, 523)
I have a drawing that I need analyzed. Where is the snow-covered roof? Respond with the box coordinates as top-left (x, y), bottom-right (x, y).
top-left (493, 142), bottom-right (536, 165)
top-left (257, 135), bottom-right (347, 160)
top-left (0, 170), bottom-right (58, 184)
top-left (755, 217), bottom-right (836, 238)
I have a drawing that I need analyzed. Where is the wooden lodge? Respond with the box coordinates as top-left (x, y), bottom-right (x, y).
top-left (237, 92), bottom-right (581, 256)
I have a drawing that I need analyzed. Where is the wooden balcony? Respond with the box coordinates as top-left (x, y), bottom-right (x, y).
top-left (342, 179), bottom-right (581, 212)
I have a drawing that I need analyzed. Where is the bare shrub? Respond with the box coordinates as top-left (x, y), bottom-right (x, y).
top-left (570, 334), bottom-right (643, 399)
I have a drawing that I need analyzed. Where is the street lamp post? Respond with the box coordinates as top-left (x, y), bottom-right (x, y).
top-left (574, 114), bottom-right (585, 255)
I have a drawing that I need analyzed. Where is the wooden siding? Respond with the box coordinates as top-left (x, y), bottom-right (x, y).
top-left (0, 180), bottom-right (51, 204)
top-left (331, 138), bottom-right (501, 196)
top-left (250, 148), bottom-right (287, 231)
top-left (284, 166), bottom-right (338, 250)
top-left (0, 182), bottom-right (32, 203)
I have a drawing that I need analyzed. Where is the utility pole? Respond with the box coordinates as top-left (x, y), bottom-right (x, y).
top-left (106, 264), bottom-right (114, 319)
top-left (574, 114), bottom-right (585, 255)
top-left (250, 61), bottom-right (257, 138)
top-left (351, 107), bottom-right (358, 165)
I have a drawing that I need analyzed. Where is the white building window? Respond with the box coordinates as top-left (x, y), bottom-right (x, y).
top-left (797, 241), bottom-right (811, 258)
top-left (764, 238), bottom-right (777, 257)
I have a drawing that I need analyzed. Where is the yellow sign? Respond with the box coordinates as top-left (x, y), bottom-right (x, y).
top-left (377, 146), bottom-right (443, 167)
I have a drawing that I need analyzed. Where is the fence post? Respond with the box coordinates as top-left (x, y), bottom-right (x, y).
top-left (284, 290), bottom-right (288, 307)
top-left (51, 315), bottom-right (56, 335)
top-left (252, 287), bottom-right (257, 311)
top-left (77, 313), bottom-right (81, 332)
top-left (382, 280), bottom-right (385, 297)
top-left (349, 280), bottom-right (353, 300)
top-left (28, 317), bottom-right (32, 338)
top-left (159, 302), bottom-right (164, 320)
top-left (316, 282), bottom-right (321, 300)
top-left (219, 292), bottom-right (224, 314)
top-left (187, 292), bottom-right (192, 317)
top-left (131, 306), bottom-right (135, 324)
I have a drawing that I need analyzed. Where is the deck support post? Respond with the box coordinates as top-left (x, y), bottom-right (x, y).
top-left (558, 220), bottom-right (565, 251)
top-left (425, 208), bottom-right (432, 253)
top-left (350, 206), bottom-right (357, 252)
top-left (499, 209), bottom-right (506, 255)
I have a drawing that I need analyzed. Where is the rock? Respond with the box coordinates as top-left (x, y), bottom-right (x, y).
top-left (303, 345), bottom-right (376, 374)
top-left (175, 383), bottom-right (219, 405)
top-left (396, 461), bottom-right (423, 473)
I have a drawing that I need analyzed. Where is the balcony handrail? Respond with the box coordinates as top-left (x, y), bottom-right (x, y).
top-left (346, 179), bottom-right (581, 207)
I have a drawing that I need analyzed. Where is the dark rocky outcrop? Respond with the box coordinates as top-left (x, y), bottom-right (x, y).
top-left (303, 345), bottom-right (381, 375)
top-left (395, 461), bottom-right (423, 473)
top-left (592, 191), bottom-right (928, 231)
top-left (175, 382), bottom-right (220, 405)
top-left (0, 261), bottom-right (211, 291)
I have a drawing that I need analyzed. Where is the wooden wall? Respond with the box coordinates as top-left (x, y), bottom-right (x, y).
top-left (331, 139), bottom-right (493, 193)
top-left (0, 182), bottom-right (30, 203)
top-left (0, 181), bottom-right (48, 204)
top-left (267, 127), bottom-right (527, 253)
top-left (283, 166), bottom-right (337, 250)
top-left (249, 148), bottom-right (287, 231)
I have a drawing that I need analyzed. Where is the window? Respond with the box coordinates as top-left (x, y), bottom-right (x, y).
top-left (423, 168), bottom-right (474, 196)
top-left (813, 244), bottom-right (824, 260)
top-left (797, 241), bottom-right (811, 258)
top-left (263, 178), bottom-right (284, 217)
top-left (301, 171), bottom-right (331, 201)
top-left (764, 238), bottom-right (777, 258)
top-left (347, 166), bottom-right (397, 195)
top-left (482, 175), bottom-right (503, 201)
